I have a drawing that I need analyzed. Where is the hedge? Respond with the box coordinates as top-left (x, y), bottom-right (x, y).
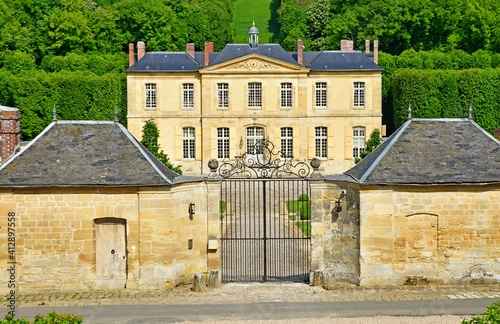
top-left (392, 68), bottom-right (500, 133)
top-left (0, 71), bottom-right (126, 141)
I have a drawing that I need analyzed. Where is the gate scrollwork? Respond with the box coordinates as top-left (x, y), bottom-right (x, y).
top-left (218, 140), bottom-right (310, 178)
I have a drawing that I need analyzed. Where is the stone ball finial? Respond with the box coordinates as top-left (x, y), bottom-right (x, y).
top-left (208, 159), bottom-right (219, 172)
top-left (310, 157), bottom-right (321, 170)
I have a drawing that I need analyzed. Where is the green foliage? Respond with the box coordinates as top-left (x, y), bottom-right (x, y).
top-left (1, 311), bottom-right (84, 323)
top-left (287, 194), bottom-right (310, 220)
top-left (392, 68), bottom-right (500, 134)
top-left (462, 301), bottom-right (500, 324)
top-left (355, 129), bottom-right (381, 164)
top-left (219, 201), bottom-right (226, 220)
top-left (295, 221), bottom-right (310, 238)
top-left (141, 119), bottom-right (182, 175)
top-left (0, 70), bottom-right (125, 140)
top-left (233, 0), bottom-right (274, 44)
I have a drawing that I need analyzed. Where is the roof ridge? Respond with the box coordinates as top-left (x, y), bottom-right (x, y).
top-left (469, 119), bottom-right (500, 146)
top-left (116, 123), bottom-right (174, 185)
top-left (0, 122), bottom-right (56, 172)
top-left (358, 120), bottom-right (412, 184)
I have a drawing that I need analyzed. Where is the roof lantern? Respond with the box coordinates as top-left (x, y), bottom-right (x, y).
top-left (249, 21), bottom-right (259, 45)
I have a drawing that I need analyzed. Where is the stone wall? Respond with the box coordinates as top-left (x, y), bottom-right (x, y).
top-left (359, 185), bottom-right (500, 286)
top-left (0, 179), bottom-right (219, 293)
top-left (310, 179), bottom-right (360, 284)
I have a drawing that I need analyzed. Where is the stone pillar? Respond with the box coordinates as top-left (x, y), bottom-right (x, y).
top-left (0, 107), bottom-right (21, 162)
top-left (309, 179), bottom-right (328, 271)
top-left (206, 179), bottom-right (221, 271)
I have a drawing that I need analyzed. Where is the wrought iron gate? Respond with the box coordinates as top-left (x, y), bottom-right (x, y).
top-left (218, 141), bottom-right (311, 283)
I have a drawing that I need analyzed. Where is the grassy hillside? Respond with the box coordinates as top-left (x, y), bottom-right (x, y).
top-left (233, 0), bottom-right (280, 44)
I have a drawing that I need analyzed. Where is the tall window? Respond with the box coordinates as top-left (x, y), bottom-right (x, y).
top-left (217, 128), bottom-right (230, 159)
top-left (280, 127), bottom-right (293, 158)
top-left (145, 84), bottom-right (156, 110)
top-left (353, 127), bottom-right (366, 159)
top-left (182, 127), bottom-right (195, 159)
top-left (182, 83), bottom-right (194, 109)
top-left (315, 82), bottom-right (327, 108)
top-left (353, 82), bottom-right (365, 107)
top-left (217, 83), bottom-right (229, 109)
top-left (315, 127), bottom-right (328, 158)
top-left (248, 83), bottom-right (262, 108)
top-left (246, 127), bottom-right (264, 155)
top-left (280, 83), bottom-right (292, 109)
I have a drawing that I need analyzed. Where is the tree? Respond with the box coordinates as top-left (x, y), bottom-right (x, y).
top-left (141, 119), bottom-right (182, 174)
top-left (355, 129), bottom-right (381, 163)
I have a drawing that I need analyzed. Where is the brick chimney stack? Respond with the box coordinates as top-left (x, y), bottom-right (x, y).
top-left (137, 41), bottom-right (146, 61)
top-left (365, 40), bottom-right (370, 53)
top-left (374, 40), bottom-right (379, 64)
top-left (340, 40), bottom-right (348, 51)
top-left (204, 42), bottom-right (213, 66)
top-left (346, 40), bottom-right (354, 51)
top-left (0, 106), bottom-right (21, 162)
top-left (186, 43), bottom-right (195, 58)
top-left (129, 43), bottom-right (135, 66)
top-left (297, 39), bottom-right (304, 65)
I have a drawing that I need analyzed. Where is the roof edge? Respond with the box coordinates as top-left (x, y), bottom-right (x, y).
top-left (0, 122), bottom-right (57, 172)
top-left (117, 123), bottom-right (174, 185)
top-left (358, 120), bottom-right (412, 184)
top-left (470, 120), bottom-right (500, 146)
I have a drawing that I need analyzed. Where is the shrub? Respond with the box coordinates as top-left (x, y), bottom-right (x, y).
top-left (462, 301), bottom-right (500, 324)
top-left (1, 311), bottom-right (84, 323)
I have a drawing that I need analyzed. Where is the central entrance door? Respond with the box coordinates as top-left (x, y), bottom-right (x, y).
top-left (218, 140), bottom-right (311, 283)
top-left (95, 218), bottom-right (127, 289)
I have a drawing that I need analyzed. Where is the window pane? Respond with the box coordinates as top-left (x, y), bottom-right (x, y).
top-left (246, 126), bottom-right (264, 154)
top-left (217, 83), bottom-right (229, 109)
top-left (354, 82), bottom-right (365, 107)
top-left (183, 84), bottom-right (194, 109)
top-left (315, 126), bottom-right (327, 158)
top-left (315, 83), bottom-right (327, 108)
top-left (183, 127), bottom-right (195, 159)
top-left (248, 83), bottom-right (262, 108)
top-left (145, 84), bottom-right (156, 110)
top-left (280, 127), bottom-right (293, 158)
top-left (280, 83), bottom-right (292, 109)
top-left (352, 127), bottom-right (366, 158)
top-left (217, 127), bottom-right (230, 159)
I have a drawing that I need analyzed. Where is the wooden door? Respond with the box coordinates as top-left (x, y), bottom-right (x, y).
top-left (95, 219), bottom-right (127, 289)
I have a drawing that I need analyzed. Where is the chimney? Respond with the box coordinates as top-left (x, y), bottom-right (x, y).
top-left (340, 40), bottom-right (348, 51)
top-left (129, 43), bottom-right (135, 66)
top-left (297, 39), bottom-right (303, 65)
top-left (0, 107), bottom-right (21, 162)
top-left (374, 40), bottom-right (379, 64)
top-left (204, 42), bottom-right (213, 66)
top-left (346, 40), bottom-right (354, 51)
top-left (365, 40), bottom-right (370, 53)
top-left (186, 43), bottom-right (195, 58)
top-left (137, 41), bottom-right (146, 61)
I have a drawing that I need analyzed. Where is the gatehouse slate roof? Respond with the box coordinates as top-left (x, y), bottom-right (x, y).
top-left (125, 44), bottom-right (383, 73)
top-left (0, 121), bottom-right (179, 187)
top-left (345, 119), bottom-right (500, 185)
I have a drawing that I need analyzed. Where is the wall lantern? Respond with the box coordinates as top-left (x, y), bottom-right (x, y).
top-left (189, 203), bottom-right (195, 216)
top-left (334, 200), bottom-right (342, 213)
top-left (239, 137), bottom-right (244, 149)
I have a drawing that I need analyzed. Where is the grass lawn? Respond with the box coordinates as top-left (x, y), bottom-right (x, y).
top-left (295, 221), bottom-right (311, 238)
top-left (233, 0), bottom-right (280, 43)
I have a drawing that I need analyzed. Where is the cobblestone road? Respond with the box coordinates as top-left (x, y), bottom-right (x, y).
top-left (6, 283), bottom-right (500, 308)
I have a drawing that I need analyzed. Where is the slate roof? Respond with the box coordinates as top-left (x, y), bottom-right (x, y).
top-left (345, 119), bottom-right (500, 185)
top-left (0, 121), bottom-right (178, 187)
top-left (125, 44), bottom-right (383, 73)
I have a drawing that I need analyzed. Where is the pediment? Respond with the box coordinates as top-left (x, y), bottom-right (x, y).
top-left (200, 54), bottom-right (309, 74)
